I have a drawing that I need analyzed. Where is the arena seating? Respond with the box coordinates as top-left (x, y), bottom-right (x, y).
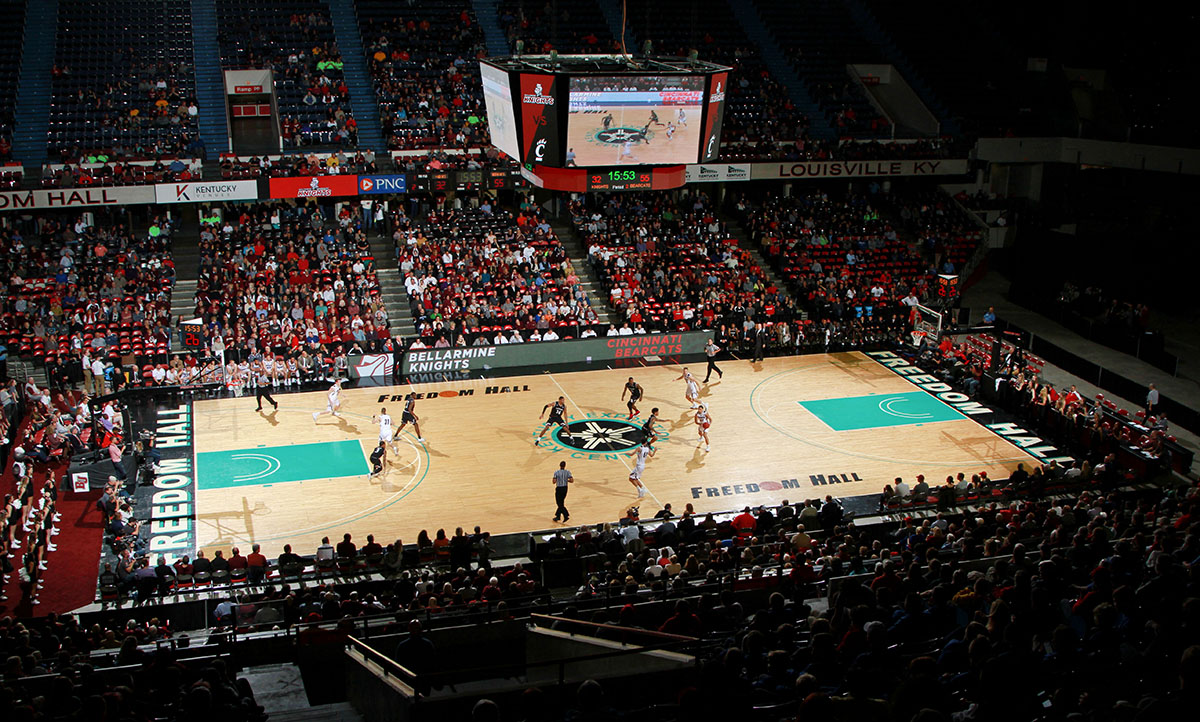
top-left (357, 0), bottom-right (490, 152)
top-left (574, 190), bottom-right (796, 334)
top-left (639, 0), bottom-right (809, 147)
top-left (216, 0), bottom-right (357, 148)
top-left (0, 0), bottom-right (24, 162)
top-left (193, 203), bottom-right (390, 362)
top-left (40, 159), bottom-right (201, 188)
top-left (216, 149), bottom-right (381, 179)
top-left (46, 0), bottom-right (201, 162)
top-left (395, 201), bottom-right (596, 342)
top-left (0, 217), bottom-right (176, 368)
top-left (497, 0), bottom-right (615, 54)
top-left (755, 0), bottom-right (892, 139)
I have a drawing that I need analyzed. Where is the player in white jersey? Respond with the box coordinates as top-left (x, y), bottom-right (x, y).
top-left (373, 407), bottom-right (399, 455)
top-left (626, 441), bottom-right (655, 498)
top-left (665, 122), bottom-right (676, 141)
top-left (312, 379), bottom-right (343, 421)
top-left (695, 401), bottom-right (711, 452)
top-left (677, 107), bottom-right (687, 127)
top-left (675, 367), bottom-right (700, 408)
top-left (621, 139), bottom-right (639, 162)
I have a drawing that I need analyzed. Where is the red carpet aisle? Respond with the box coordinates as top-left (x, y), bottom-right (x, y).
top-left (0, 464), bottom-right (104, 617)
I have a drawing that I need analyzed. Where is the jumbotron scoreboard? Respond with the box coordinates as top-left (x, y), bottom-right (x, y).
top-left (480, 54), bottom-right (732, 192)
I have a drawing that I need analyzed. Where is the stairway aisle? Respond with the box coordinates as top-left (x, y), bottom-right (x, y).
top-left (551, 218), bottom-right (619, 328)
top-left (728, 0), bottom-right (833, 139)
top-left (190, 0), bottom-right (230, 154)
top-left (11, 0), bottom-right (58, 166)
top-left (323, 0), bottom-right (387, 152)
top-left (470, 0), bottom-right (512, 56)
top-left (366, 231), bottom-right (416, 338)
top-left (721, 210), bottom-right (794, 311)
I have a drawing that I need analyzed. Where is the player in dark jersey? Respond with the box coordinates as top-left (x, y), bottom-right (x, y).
top-left (602, 112), bottom-right (614, 129)
top-left (641, 407), bottom-right (660, 446)
top-left (649, 109), bottom-right (664, 127)
top-left (537, 396), bottom-right (573, 445)
top-left (622, 377), bottom-right (643, 419)
top-left (393, 394), bottom-right (425, 443)
top-left (368, 441), bottom-right (386, 479)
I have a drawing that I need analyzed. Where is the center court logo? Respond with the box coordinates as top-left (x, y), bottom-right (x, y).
top-left (592, 127), bottom-right (649, 147)
top-left (537, 412), bottom-right (670, 460)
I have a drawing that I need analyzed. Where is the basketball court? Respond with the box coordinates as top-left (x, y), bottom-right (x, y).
top-left (190, 352), bottom-right (1039, 557)
top-left (567, 106), bottom-right (703, 165)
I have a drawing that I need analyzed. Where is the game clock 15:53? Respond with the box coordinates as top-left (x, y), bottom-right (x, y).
top-left (587, 167), bottom-right (654, 191)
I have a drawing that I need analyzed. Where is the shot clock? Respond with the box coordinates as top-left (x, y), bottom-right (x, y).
top-left (586, 167), bottom-right (656, 191)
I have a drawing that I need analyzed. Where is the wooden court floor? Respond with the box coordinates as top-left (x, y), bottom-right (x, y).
top-left (191, 352), bottom-right (1039, 558)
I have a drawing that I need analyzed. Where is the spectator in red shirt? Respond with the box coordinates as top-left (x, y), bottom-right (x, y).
top-left (732, 507), bottom-right (757, 535)
top-left (247, 543), bottom-right (268, 584)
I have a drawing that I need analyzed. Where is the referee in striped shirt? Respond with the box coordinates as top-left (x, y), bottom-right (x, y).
top-left (552, 461), bottom-right (574, 523)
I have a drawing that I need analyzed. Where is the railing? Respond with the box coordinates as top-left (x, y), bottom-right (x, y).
top-left (346, 616), bottom-right (700, 695)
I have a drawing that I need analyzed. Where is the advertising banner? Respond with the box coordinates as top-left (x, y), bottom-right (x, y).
top-left (358, 175), bottom-right (407, 194)
top-left (519, 73), bottom-right (561, 165)
top-left (684, 163), bottom-right (751, 183)
top-left (268, 175), bottom-right (360, 199)
top-left (0, 186), bottom-right (156, 212)
top-left (348, 353), bottom-right (396, 379)
top-left (155, 180), bottom-right (258, 204)
top-left (403, 332), bottom-right (709, 375)
top-left (700, 71), bottom-right (728, 162)
top-left (749, 159), bottom-right (969, 180)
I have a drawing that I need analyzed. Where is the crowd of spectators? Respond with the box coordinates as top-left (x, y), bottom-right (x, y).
top-left (736, 186), bottom-right (984, 354)
top-left (216, 150), bottom-right (381, 180)
top-left (0, 611), bottom-right (269, 721)
top-left (217, 2), bottom-right (357, 148)
top-left (574, 190), bottom-right (797, 341)
top-left (192, 202), bottom-right (391, 368)
top-left (1056, 283), bottom-right (1153, 334)
top-left (0, 215), bottom-right (177, 368)
top-left (393, 197), bottom-right (595, 343)
top-left (360, 2), bottom-right (490, 152)
top-left (498, 0), bottom-right (617, 55)
top-left (39, 159), bottom-right (200, 189)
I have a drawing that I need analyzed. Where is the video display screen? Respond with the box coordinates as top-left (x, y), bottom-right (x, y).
top-left (566, 75), bottom-right (705, 166)
top-left (480, 63), bottom-right (521, 161)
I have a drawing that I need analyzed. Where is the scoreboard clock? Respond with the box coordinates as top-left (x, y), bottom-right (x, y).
top-left (180, 326), bottom-right (204, 348)
top-left (586, 168), bottom-right (655, 191)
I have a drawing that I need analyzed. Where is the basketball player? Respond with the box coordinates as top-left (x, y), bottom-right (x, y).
top-left (640, 123), bottom-right (652, 143)
top-left (393, 394), bottom-right (425, 443)
top-left (675, 368), bottom-right (700, 408)
top-left (648, 109), bottom-right (663, 127)
top-left (368, 441), bottom-right (386, 479)
top-left (677, 107), bottom-right (688, 127)
top-left (665, 122), bottom-right (676, 141)
top-left (537, 396), bottom-right (573, 444)
top-left (312, 378), bottom-right (343, 421)
top-left (695, 401), bottom-right (712, 452)
top-left (621, 139), bottom-right (639, 163)
top-left (641, 407), bottom-right (660, 446)
top-left (602, 112), bottom-right (614, 130)
top-left (627, 441), bottom-right (655, 498)
top-left (622, 377), bottom-right (643, 419)
top-left (254, 363), bottom-right (278, 412)
top-left (373, 407), bottom-right (398, 455)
